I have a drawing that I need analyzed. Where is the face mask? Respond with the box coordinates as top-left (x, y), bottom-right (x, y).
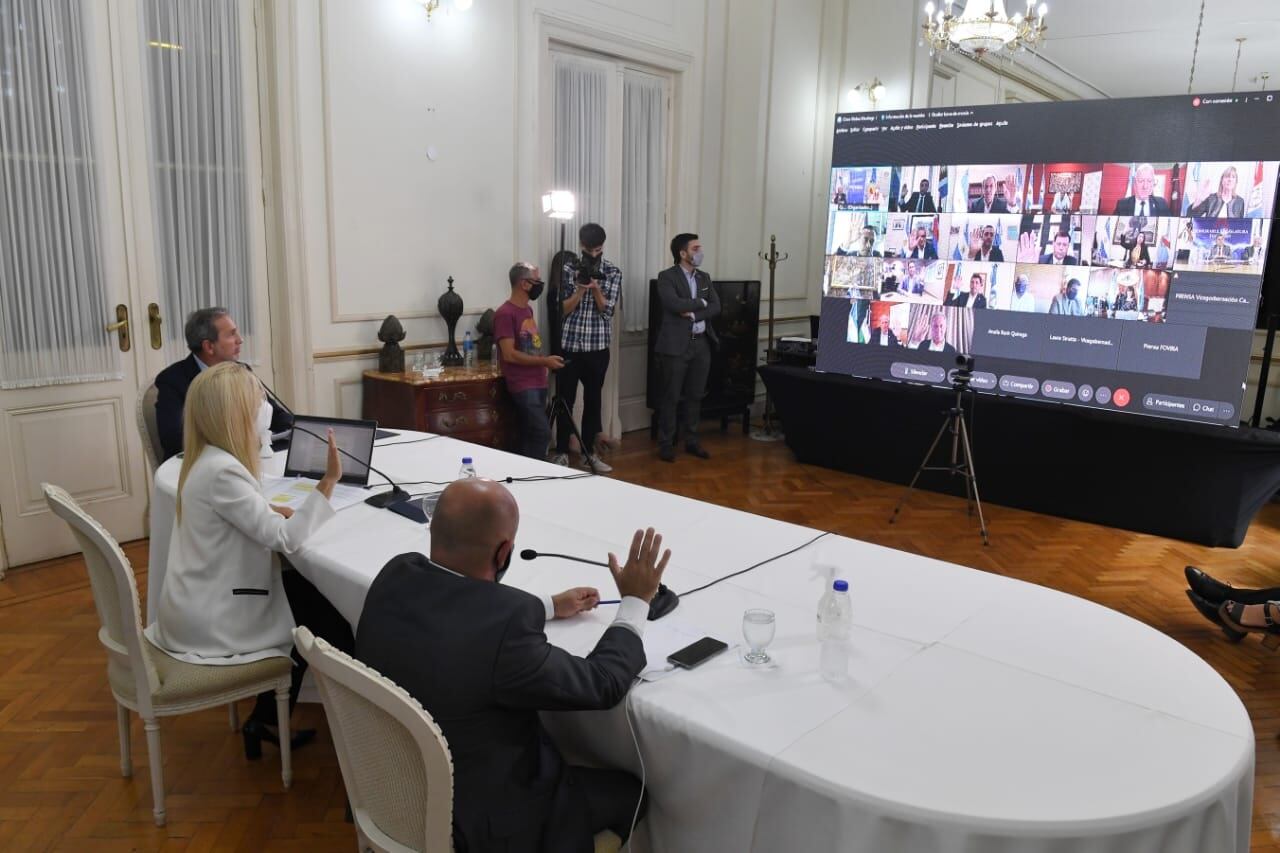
top-left (494, 546), bottom-right (512, 584)
top-left (689, 249), bottom-right (705, 268)
top-left (527, 281), bottom-right (544, 301)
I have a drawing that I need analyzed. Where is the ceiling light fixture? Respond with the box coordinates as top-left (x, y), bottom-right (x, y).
top-left (921, 0), bottom-right (1048, 58)
top-left (420, 0), bottom-right (473, 22)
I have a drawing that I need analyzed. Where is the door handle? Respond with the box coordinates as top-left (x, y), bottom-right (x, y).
top-left (147, 303), bottom-right (162, 350)
top-left (106, 304), bottom-right (130, 352)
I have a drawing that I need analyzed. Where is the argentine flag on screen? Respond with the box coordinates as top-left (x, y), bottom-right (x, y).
top-left (1248, 161), bottom-right (1267, 218)
top-left (952, 221), bottom-right (966, 260)
top-left (1096, 219), bottom-right (1111, 262)
top-left (1183, 162), bottom-right (1201, 215)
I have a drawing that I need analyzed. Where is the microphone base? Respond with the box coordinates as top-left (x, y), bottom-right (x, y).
top-left (647, 585), bottom-right (679, 621)
top-left (366, 487), bottom-right (410, 508)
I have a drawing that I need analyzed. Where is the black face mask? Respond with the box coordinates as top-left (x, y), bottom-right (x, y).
top-left (494, 546), bottom-right (513, 584)
top-left (526, 281), bottom-right (544, 301)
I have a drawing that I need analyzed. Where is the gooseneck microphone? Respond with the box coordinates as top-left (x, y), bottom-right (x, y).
top-left (519, 548), bottom-right (679, 621)
top-left (238, 361), bottom-right (296, 425)
top-left (287, 424), bottom-right (409, 509)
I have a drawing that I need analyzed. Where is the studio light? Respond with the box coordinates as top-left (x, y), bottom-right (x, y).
top-left (541, 190), bottom-right (577, 221)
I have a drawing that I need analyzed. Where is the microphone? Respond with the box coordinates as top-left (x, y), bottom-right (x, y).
top-left (238, 361), bottom-right (296, 426)
top-left (287, 424), bottom-right (409, 509)
top-left (519, 548), bottom-right (679, 621)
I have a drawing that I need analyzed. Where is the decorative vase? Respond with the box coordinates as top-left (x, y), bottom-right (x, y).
top-left (377, 314), bottom-right (406, 374)
top-left (437, 276), bottom-right (464, 367)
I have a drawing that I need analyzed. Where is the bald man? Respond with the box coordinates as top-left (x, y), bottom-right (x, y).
top-left (356, 479), bottom-right (669, 852)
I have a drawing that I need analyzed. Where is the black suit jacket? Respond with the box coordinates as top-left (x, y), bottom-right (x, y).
top-left (972, 247), bottom-right (1005, 262)
top-left (1112, 195), bottom-right (1171, 217)
top-left (905, 244), bottom-right (938, 260)
top-left (1190, 194), bottom-right (1245, 219)
top-left (154, 355), bottom-right (291, 460)
top-left (356, 554), bottom-right (646, 852)
top-left (903, 192), bottom-right (937, 213)
top-left (1039, 253), bottom-right (1079, 265)
top-left (969, 198), bottom-right (1009, 213)
top-left (653, 265), bottom-right (720, 356)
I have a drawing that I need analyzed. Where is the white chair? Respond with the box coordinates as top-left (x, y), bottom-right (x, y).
top-left (136, 384), bottom-right (164, 473)
top-left (43, 483), bottom-right (294, 827)
top-left (293, 627), bottom-right (622, 853)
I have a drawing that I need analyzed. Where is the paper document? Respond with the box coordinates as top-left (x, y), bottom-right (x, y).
top-left (260, 476), bottom-right (370, 512)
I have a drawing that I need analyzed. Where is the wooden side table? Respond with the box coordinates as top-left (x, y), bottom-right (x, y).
top-left (362, 365), bottom-right (512, 449)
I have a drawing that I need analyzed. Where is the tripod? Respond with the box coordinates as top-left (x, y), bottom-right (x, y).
top-left (889, 382), bottom-right (990, 545)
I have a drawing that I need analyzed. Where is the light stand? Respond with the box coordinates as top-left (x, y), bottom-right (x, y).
top-left (541, 191), bottom-right (591, 464)
top-left (751, 234), bottom-right (789, 441)
top-left (889, 364), bottom-right (990, 545)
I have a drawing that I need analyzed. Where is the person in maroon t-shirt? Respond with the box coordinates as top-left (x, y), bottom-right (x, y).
top-left (494, 262), bottom-right (564, 459)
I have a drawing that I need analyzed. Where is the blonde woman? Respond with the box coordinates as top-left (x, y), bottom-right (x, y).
top-left (145, 361), bottom-right (341, 758)
top-left (1190, 165), bottom-right (1246, 218)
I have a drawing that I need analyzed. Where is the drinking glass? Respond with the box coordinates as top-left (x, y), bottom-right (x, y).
top-left (742, 609), bottom-right (775, 664)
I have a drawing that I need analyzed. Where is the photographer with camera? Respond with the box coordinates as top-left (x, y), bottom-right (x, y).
top-left (552, 223), bottom-right (622, 473)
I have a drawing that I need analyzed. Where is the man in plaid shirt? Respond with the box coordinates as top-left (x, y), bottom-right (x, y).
top-left (552, 222), bottom-right (621, 474)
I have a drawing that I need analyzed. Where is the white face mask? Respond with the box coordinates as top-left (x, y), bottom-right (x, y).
top-left (689, 249), bottom-right (705, 268)
top-left (256, 398), bottom-right (274, 457)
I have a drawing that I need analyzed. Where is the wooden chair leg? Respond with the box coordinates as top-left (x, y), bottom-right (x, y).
top-left (116, 703), bottom-right (132, 778)
top-left (143, 717), bottom-right (166, 826)
top-left (275, 686), bottom-right (292, 790)
top-left (228, 701), bottom-right (240, 732)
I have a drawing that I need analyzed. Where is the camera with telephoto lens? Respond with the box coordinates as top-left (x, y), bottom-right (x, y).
top-left (574, 251), bottom-right (607, 285)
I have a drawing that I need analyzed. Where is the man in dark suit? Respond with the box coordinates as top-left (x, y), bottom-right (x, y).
top-left (904, 226), bottom-right (938, 260)
top-left (1038, 231), bottom-right (1079, 265)
top-left (154, 307), bottom-right (291, 460)
top-left (968, 225), bottom-right (1004, 262)
top-left (1112, 163), bottom-right (1172, 217)
top-left (968, 176), bottom-right (1009, 214)
top-left (870, 313), bottom-right (899, 347)
top-left (654, 233), bottom-right (720, 463)
top-left (915, 312), bottom-right (957, 355)
top-left (356, 479), bottom-right (669, 853)
top-left (902, 178), bottom-right (937, 213)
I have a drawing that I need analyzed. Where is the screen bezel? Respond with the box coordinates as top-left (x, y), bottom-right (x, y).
top-left (283, 415), bottom-right (378, 486)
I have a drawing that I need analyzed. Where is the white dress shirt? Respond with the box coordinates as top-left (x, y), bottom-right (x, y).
top-left (683, 267), bottom-right (706, 334)
top-left (1009, 291), bottom-right (1037, 312)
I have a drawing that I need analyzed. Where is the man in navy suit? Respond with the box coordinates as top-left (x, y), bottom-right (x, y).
top-left (1111, 164), bottom-right (1172, 217)
top-left (154, 308), bottom-right (291, 460)
top-left (968, 176), bottom-right (1009, 214)
top-left (904, 226), bottom-right (938, 260)
top-left (902, 178), bottom-right (937, 213)
top-left (357, 478), bottom-right (668, 853)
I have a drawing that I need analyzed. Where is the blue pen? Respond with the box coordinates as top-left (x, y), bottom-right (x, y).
top-left (597, 599), bottom-right (620, 605)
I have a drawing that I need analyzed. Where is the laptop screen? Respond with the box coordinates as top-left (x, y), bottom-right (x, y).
top-left (284, 415), bottom-right (377, 486)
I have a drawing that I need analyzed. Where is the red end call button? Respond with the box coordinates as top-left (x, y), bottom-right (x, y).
top-left (1113, 388), bottom-right (1131, 408)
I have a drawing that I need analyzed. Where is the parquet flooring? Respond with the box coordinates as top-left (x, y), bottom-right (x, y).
top-left (4, 428), bottom-right (1280, 850)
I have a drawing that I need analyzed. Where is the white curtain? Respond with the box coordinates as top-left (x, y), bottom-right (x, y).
top-left (140, 0), bottom-right (257, 364)
top-left (0, 0), bottom-right (120, 389)
top-left (621, 69), bottom-right (668, 332)
top-left (552, 53), bottom-right (618, 442)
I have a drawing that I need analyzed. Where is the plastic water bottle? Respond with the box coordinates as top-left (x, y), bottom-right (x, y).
top-left (459, 457), bottom-right (477, 479)
top-left (463, 331), bottom-right (475, 368)
top-left (817, 579), bottom-right (852, 683)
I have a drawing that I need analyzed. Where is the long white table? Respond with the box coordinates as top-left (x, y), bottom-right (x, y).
top-left (149, 431), bottom-right (1255, 853)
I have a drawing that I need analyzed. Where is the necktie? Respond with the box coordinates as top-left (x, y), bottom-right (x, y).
top-left (1139, 200), bottom-right (1146, 217)
top-left (916, 195), bottom-right (923, 212)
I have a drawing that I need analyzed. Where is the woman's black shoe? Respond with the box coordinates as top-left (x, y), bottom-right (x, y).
top-left (1185, 566), bottom-right (1238, 605)
top-left (1185, 589), bottom-right (1247, 643)
top-left (241, 719), bottom-right (317, 760)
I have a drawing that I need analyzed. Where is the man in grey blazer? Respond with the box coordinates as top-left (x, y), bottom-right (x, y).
top-left (654, 233), bottom-right (720, 463)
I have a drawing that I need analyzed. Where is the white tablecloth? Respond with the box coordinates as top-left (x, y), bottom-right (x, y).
top-left (149, 432), bottom-right (1254, 853)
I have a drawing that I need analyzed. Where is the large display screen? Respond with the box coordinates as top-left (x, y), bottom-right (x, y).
top-left (816, 92), bottom-right (1280, 426)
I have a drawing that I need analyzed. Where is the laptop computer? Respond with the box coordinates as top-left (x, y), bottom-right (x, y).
top-left (283, 415), bottom-right (378, 486)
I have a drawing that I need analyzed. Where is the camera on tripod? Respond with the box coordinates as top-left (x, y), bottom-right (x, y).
top-left (952, 354), bottom-right (975, 390)
top-left (574, 251), bottom-right (607, 286)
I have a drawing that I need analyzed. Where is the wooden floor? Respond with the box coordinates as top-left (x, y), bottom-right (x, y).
top-left (5, 428), bottom-right (1280, 850)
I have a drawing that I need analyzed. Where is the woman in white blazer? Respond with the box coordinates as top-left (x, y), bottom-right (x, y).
top-left (145, 361), bottom-right (341, 758)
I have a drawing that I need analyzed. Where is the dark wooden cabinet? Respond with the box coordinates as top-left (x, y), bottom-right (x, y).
top-left (362, 366), bottom-right (513, 448)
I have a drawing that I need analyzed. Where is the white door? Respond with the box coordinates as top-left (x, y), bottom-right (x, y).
top-left (0, 0), bottom-right (275, 570)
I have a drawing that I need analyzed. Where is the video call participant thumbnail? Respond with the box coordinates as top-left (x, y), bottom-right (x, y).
top-left (1188, 165), bottom-right (1246, 218)
top-left (916, 311), bottom-right (958, 354)
top-left (903, 224), bottom-right (938, 259)
top-left (967, 224), bottom-right (1004, 262)
top-left (969, 176), bottom-right (1010, 214)
top-left (1040, 231), bottom-right (1079, 265)
top-left (902, 178), bottom-right (937, 213)
top-left (1112, 163), bottom-right (1172, 217)
top-left (1049, 277), bottom-right (1086, 316)
top-left (945, 273), bottom-right (988, 309)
